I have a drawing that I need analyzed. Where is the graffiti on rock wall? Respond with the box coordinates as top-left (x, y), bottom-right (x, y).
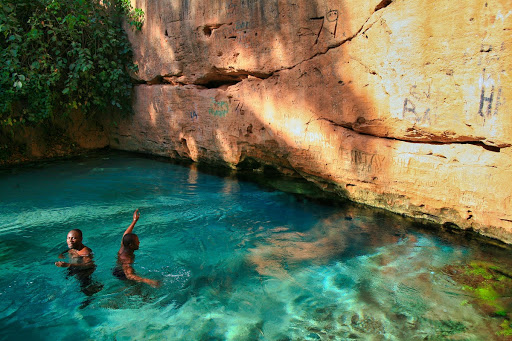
top-left (235, 21), bottom-right (250, 30)
top-left (307, 9), bottom-right (339, 44)
top-left (402, 83), bottom-right (436, 125)
top-left (292, 130), bottom-right (335, 150)
top-left (162, 0), bottom-right (279, 49)
top-left (226, 0), bottom-right (238, 14)
top-left (393, 155), bottom-right (411, 174)
top-left (402, 98), bottom-right (431, 125)
top-left (505, 195), bottom-right (512, 210)
top-left (163, 0), bottom-right (279, 25)
top-left (226, 0), bottom-right (278, 18)
top-left (477, 68), bottom-right (502, 120)
top-left (209, 98), bottom-right (229, 117)
top-left (476, 42), bottom-right (505, 121)
top-left (351, 149), bottom-right (385, 174)
top-left (233, 99), bottom-right (245, 115)
top-left (460, 191), bottom-right (484, 207)
top-left (325, 10), bottom-right (339, 37)
top-left (190, 111), bottom-right (198, 120)
top-left (297, 27), bottom-right (317, 37)
top-left (226, 0), bottom-right (279, 49)
top-left (227, 21), bottom-right (254, 48)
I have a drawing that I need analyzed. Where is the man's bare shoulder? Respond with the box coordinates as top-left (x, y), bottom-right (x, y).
top-left (77, 246), bottom-right (92, 257)
top-left (117, 252), bottom-right (134, 264)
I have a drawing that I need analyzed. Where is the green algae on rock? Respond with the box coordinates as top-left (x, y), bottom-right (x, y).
top-left (442, 260), bottom-right (512, 336)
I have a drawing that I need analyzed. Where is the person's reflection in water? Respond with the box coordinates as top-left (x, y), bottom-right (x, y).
top-left (248, 212), bottom-right (350, 279)
top-left (55, 229), bottom-right (103, 307)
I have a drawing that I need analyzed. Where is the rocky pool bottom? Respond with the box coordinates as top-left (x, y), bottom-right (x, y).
top-left (0, 151), bottom-right (511, 340)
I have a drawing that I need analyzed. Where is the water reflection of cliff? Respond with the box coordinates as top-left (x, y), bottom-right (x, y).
top-left (247, 205), bottom-right (409, 279)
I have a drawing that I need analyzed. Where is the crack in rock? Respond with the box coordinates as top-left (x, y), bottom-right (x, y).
top-left (143, 3), bottom-right (396, 88)
top-left (317, 117), bottom-right (505, 152)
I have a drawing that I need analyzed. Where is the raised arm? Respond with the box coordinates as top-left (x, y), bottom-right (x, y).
top-left (122, 209), bottom-right (140, 239)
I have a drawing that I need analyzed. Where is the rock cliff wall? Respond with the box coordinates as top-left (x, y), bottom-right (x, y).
top-left (1, 111), bottom-right (109, 165)
top-left (111, 0), bottom-right (512, 242)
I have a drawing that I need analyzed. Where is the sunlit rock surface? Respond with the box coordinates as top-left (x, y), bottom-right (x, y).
top-left (111, 0), bottom-right (512, 242)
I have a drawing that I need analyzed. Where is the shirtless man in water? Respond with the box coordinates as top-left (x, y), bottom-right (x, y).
top-left (55, 229), bottom-right (102, 299)
top-left (113, 209), bottom-right (160, 288)
top-left (55, 229), bottom-right (93, 268)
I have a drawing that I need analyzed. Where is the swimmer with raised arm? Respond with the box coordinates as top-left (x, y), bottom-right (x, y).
top-left (113, 209), bottom-right (160, 288)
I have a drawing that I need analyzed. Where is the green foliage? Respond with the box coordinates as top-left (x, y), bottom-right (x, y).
top-left (0, 0), bottom-right (144, 128)
top-left (119, 0), bottom-right (145, 31)
top-left (498, 320), bottom-right (512, 336)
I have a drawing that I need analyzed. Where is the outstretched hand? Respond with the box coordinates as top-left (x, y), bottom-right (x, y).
top-left (122, 209), bottom-right (140, 240)
top-left (146, 279), bottom-right (161, 288)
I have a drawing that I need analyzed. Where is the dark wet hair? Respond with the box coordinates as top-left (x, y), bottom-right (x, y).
top-left (122, 233), bottom-right (138, 248)
top-left (69, 229), bottom-right (83, 238)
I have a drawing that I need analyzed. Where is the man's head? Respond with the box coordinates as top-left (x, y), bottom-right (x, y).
top-left (67, 229), bottom-right (83, 249)
top-left (122, 233), bottom-right (140, 250)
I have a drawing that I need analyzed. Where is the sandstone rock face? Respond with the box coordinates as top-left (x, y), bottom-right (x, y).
top-left (112, 0), bottom-right (512, 242)
top-left (1, 111), bottom-right (109, 165)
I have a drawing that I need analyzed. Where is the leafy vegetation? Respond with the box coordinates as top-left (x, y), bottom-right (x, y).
top-left (0, 0), bottom-right (144, 128)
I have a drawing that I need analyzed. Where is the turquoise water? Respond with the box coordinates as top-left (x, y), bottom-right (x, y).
top-left (0, 152), bottom-right (510, 340)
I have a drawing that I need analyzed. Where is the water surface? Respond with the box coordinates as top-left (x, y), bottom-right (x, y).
top-left (0, 152), bottom-right (511, 340)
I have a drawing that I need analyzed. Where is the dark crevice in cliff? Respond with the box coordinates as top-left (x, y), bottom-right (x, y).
top-left (202, 23), bottom-right (229, 37)
top-left (135, 69), bottom-right (271, 88)
top-left (136, 75), bottom-right (185, 86)
top-left (194, 68), bottom-right (271, 89)
top-left (153, 2), bottom-right (395, 90)
top-left (146, 76), bottom-right (164, 85)
top-left (198, 79), bottom-right (243, 88)
top-left (375, 0), bottom-right (393, 12)
top-left (318, 118), bottom-right (505, 152)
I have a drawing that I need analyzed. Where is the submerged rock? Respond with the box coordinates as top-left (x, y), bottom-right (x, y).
top-left (441, 260), bottom-right (512, 335)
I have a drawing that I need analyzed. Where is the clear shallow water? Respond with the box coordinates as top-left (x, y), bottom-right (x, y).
top-left (1, 152), bottom-right (511, 340)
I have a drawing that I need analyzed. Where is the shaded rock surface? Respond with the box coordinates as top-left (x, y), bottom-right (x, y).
top-left (112, 0), bottom-right (512, 242)
top-left (1, 111), bottom-right (109, 166)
